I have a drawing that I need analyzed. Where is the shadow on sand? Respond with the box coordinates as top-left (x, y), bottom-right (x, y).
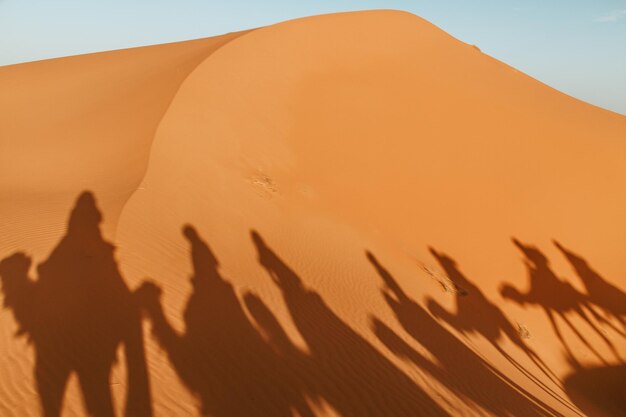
top-left (137, 228), bottom-right (450, 416)
top-left (554, 240), bottom-right (626, 335)
top-left (136, 226), bottom-right (316, 417)
top-left (251, 231), bottom-right (448, 417)
top-left (0, 192), bottom-right (151, 417)
top-left (501, 238), bottom-right (622, 366)
top-left (563, 364), bottom-right (626, 417)
top-left (2, 190), bottom-right (624, 417)
top-left (366, 251), bottom-right (565, 417)
top-left (426, 247), bottom-right (557, 386)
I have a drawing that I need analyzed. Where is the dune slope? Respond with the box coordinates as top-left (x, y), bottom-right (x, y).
top-left (1, 10), bottom-right (625, 417)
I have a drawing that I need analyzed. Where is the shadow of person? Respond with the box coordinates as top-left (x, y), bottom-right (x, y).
top-left (136, 225), bottom-right (314, 417)
top-left (0, 192), bottom-right (152, 417)
top-left (251, 231), bottom-right (450, 417)
top-left (501, 238), bottom-right (620, 365)
top-left (426, 247), bottom-right (558, 386)
top-left (366, 251), bottom-right (567, 417)
top-left (554, 240), bottom-right (626, 335)
top-left (242, 292), bottom-right (317, 417)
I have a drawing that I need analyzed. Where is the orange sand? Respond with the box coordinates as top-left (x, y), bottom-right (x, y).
top-left (1, 10), bottom-right (625, 417)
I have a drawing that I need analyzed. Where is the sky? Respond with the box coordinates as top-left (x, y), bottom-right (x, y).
top-left (1, 1), bottom-right (625, 115)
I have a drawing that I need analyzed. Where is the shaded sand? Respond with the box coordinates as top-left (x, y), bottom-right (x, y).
top-left (1, 10), bottom-right (625, 417)
top-left (564, 364), bottom-right (626, 417)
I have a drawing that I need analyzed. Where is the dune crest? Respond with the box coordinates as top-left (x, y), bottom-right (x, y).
top-left (1, 10), bottom-right (625, 417)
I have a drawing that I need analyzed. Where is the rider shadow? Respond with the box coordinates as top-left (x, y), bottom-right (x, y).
top-left (251, 231), bottom-right (450, 417)
top-left (136, 225), bottom-right (315, 417)
top-left (425, 247), bottom-right (558, 385)
top-left (501, 238), bottom-right (621, 366)
top-left (366, 251), bottom-right (566, 417)
top-left (0, 192), bottom-right (151, 417)
top-left (554, 240), bottom-right (626, 335)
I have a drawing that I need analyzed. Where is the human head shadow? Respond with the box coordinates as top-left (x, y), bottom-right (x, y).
top-left (0, 191), bottom-right (152, 417)
top-left (136, 225), bottom-right (316, 417)
top-left (251, 230), bottom-right (450, 417)
top-left (554, 240), bottom-right (626, 334)
top-left (425, 247), bottom-right (559, 389)
top-left (366, 251), bottom-right (566, 417)
top-left (501, 238), bottom-right (621, 366)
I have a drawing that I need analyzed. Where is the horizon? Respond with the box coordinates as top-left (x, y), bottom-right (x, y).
top-left (1, 1), bottom-right (625, 115)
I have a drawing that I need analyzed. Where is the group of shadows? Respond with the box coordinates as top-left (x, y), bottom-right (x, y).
top-left (0, 191), bottom-right (624, 417)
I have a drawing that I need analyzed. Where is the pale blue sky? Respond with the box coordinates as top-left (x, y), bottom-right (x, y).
top-left (1, 1), bottom-right (625, 115)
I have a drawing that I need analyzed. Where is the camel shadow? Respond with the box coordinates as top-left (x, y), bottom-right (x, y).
top-left (0, 192), bottom-right (151, 417)
top-left (366, 251), bottom-right (566, 417)
top-left (136, 226), bottom-right (315, 417)
top-left (554, 240), bottom-right (626, 335)
top-left (251, 231), bottom-right (450, 417)
top-left (425, 247), bottom-right (558, 386)
top-left (138, 228), bottom-right (451, 416)
top-left (5, 191), bottom-right (620, 417)
top-left (501, 238), bottom-right (621, 366)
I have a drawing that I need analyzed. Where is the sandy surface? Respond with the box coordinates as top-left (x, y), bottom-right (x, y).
top-left (1, 10), bottom-right (625, 417)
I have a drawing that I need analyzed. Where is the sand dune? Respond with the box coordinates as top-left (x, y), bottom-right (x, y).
top-left (1, 10), bottom-right (625, 417)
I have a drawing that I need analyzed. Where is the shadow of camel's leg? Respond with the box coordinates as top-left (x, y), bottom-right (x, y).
top-left (524, 345), bottom-right (560, 384)
top-left (545, 308), bottom-right (580, 367)
top-left (499, 319), bottom-right (560, 384)
top-left (496, 332), bottom-right (585, 413)
top-left (576, 306), bottom-right (622, 361)
top-left (77, 363), bottom-right (115, 417)
top-left (504, 336), bottom-right (560, 386)
top-left (35, 350), bottom-right (71, 417)
top-left (560, 312), bottom-right (609, 365)
top-left (585, 303), bottom-right (626, 337)
top-left (122, 312), bottom-right (152, 417)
